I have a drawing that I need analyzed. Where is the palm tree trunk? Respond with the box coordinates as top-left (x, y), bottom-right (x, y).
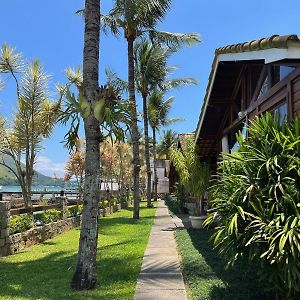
top-left (142, 93), bottom-right (152, 207)
top-left (71, 0), bottom-right (100, 290)
top-left (127, 36), bottom-right (141, 219)
top-left (152, 127), bottom-right (158, 201)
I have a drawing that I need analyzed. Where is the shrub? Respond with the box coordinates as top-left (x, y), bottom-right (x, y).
top-left (205, 114), bottom-right (300, 298)
top-left (34, 209), bottom-right (61, 224)
top-left (9, 215), bottom-right (33, 235)
top-left (99, 200), bottom-right (109, 209)
top-left (77, 204), bottom-right (83, 215)
top-left (170, 136), bottom-right (210, 216)
top-left (68, 204), bottom-right (83, 217)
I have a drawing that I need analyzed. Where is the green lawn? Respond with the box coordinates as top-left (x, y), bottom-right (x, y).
top-left (175, 229), bottom-right (273, 300)
top-left (0, 202), bottom-right (156, 300)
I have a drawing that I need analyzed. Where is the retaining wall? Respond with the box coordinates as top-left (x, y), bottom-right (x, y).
top-left (0, 201), bottom-right (123, 257)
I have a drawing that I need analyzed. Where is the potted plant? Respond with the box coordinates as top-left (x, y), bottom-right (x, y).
top-left (170, 136), bottom-right (210, 229)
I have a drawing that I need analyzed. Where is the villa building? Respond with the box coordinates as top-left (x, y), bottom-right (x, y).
top-left (195, 34), bottom-right (300, 170)
top-left (151, 159), bottom-right (170, 194)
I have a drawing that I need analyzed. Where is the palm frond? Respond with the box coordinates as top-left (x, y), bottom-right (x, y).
top-left (65, 66), bottom-right (83, 89)
top-left (0, 43), bottom-right (23, 73)
top-left (137, 0), bottom-right (172, 26)
top-left (0, 78), bottom-right (4, 91)
top-left (105, 68), bottom-right (128, 95)
top-left (163, 117), bottom-right (184, 126)
top-left (161, 77), bottom-right (197, 90)
top-left (101, 13), bottom-right (121, 36)
top-left (149, 30), bottom-right (200, 50)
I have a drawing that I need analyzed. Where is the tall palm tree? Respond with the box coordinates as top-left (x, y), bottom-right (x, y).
top-left (148, 90), bottom-right (181, 200)
top-left (135, 39), bottom-right (197, 206)
top-left (134, 40), bottom-right (169, 207)
top-left (158, 129), bottom-right (177, 159)
top-left (71, 0), bottom-right (101, 290)
top-left (102, 0), bottom-right (199, 218)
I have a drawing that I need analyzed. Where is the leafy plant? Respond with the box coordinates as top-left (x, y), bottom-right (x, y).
top-left (205, 113), bottom-right (300, 299)
top-left (68, 204), bottom-right (83, 217)
top-left (170, 136), bottom-right (210, 216)
top-left (9, 215), bottom-right (33, 235)
top-left (99, 200), bottom-right (109, 209)
top-left (34, 209), bottom-right (61, 225)
top-left (0, 45), bottom-right (60, 210)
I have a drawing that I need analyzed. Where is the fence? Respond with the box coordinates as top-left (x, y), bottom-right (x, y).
top-left (0, 195), bottom-right (129, 257)
top-left (2, 190), bottom-right (121, 209)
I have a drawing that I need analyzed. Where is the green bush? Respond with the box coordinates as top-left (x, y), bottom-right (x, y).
top-left (99, 200), bottom-right (109, 209)
top-left (205, 114), bottom-right (300, 298)
top-left (34, 209), bottom-right (61, 224)
top-left (111, 198), bottom-right (119, 206)
top-left (77, 204), bottom-right (83, 215)
top-left (9, 215), bottom-right (33, 235)
top-left (68, 206), bottom-right (78, 217)
top-left (170, 136), bottom-right (210, 216)
top-left (68, 204), bottom-right (83, 217)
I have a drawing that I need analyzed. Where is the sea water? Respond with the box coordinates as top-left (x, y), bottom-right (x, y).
top-left (0, 185), bottom-right (64, 193)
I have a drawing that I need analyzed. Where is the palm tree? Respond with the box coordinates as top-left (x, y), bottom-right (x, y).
top-left (102, 0), bottom-right (200, 218)
top-left (134, 39), bottom-right (196, 206)
top-left (158, 129), bottom-right (177, 159)
top-left (71, 0), bottom-right (101, 290)
top-left (148, 90), bottom-right (181, 200)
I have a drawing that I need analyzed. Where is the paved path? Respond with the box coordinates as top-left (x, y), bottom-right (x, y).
top-left (134, 200), bottom-right (188, 300)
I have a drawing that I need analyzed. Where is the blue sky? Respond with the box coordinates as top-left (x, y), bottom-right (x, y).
top-left (0, 0), bottom-right (300, 177)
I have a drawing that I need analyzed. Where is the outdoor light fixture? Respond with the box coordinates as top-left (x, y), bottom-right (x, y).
top-left (238, 111), bottom-right (246, 120)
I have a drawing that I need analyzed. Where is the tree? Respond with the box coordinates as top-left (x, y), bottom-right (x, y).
top-left (134, 39), bottom-right (196, 206)
top-left (148, 89), bottom-right (181, 200)
top-left (102, 0), bottom-right (200, 218)
top-left (64, 139), bottom-right (85, 201)
top-left (70, 0), bottom-right (101, 290)
top-left (115, 141), bottom-right (133, 200)
top-left (0, 45), bottom-right (59, 210)
top-left (158, 129), bottom-right (177, 159)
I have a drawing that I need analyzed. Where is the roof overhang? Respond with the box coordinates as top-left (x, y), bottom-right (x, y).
top-left (195, 40), bottom-right (300, 143)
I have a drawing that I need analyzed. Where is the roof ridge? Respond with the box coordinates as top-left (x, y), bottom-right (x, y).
top-left (215, 34), bottom-right (299, 55)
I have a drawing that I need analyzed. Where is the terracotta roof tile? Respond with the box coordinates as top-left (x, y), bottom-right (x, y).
top-left (216, 34), bottom-right (299, 55)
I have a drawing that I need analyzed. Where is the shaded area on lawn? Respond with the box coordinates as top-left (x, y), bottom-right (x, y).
top-left (176, 229), bottom-right (274, 300)
top-left (0, 203), bottom-right (156, 300)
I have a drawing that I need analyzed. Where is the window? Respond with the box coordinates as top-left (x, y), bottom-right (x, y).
top-left (258, 76), bottom-right (269, 99)
top-left (271, 100), bottom-right (288, 123)
top-left (279, 66), bottom-right (296, 81)
top-left (273, 66), bottom-right (296, 85)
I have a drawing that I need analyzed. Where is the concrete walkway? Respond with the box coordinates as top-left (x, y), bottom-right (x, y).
top-left (134, 200), bottom-right (188, 300)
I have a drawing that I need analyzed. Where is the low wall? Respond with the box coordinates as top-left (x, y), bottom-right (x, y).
top-left (0, 201), bottom-right (124, 257)
top-left (7, 216), bottom-right (81, 256)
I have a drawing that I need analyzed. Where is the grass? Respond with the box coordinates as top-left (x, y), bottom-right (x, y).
top-left (175, 229), bottom-right (273, 300)
top-left (0, 202), bottom-right (156, 300)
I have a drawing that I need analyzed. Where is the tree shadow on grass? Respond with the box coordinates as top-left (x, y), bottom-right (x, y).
top-left (184, 228), bottom-right (274, 300)
top-left (0, 247), bottom-right (141, 300)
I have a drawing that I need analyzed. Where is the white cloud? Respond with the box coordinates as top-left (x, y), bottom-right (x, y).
top-left (35, 156), bottom-right (66, 178)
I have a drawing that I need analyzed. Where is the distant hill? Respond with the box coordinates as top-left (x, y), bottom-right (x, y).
top-left (0, 154), bottom-right (64, 186)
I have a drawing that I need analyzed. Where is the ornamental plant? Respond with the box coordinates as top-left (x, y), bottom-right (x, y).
top-left (205, 113), bottom-right (300, 299)
top-left (170, 136), bottom-right (210, 216)
top-left (34, 209), bottom-right (61, 225)
top-left (9, 215), bottom-right (33, 235)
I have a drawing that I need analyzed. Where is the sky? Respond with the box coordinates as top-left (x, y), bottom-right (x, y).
top-left (0, 0), bottom-right (300, 177)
